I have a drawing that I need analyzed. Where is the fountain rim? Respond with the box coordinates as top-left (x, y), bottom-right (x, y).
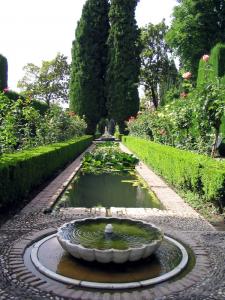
top-left (57, 217), bottom-right (164, 252)
top-left (30, 233), bottom-right (189, 289)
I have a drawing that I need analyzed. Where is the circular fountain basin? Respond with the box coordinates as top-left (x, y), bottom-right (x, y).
top-left (57, 217), bottom-right (164, 263)
top-left (30, 233), bottom-right (189, 289)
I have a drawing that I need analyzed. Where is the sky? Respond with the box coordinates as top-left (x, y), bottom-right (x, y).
top-left (0, 0), bottom-right (177, 91)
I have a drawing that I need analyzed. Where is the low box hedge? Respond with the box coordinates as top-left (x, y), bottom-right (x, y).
top-left (122, 136), bottom-right (225, 207)
top-left (0, 135), bottom-right (93, 210)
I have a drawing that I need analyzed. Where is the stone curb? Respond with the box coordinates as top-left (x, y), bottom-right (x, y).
top-left (2, 141), bottom-right (223, 299)
top-left (20, 144), bottom-right (95, 215)
top-left (7, 228), bottom-right (211, 300)
top-left (120, 143), bottom-right (215, 232)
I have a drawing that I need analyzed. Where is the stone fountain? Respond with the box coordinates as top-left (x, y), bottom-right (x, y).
top-left (30, 217), bottom-right (189, 289)
top-left (98, 126), bottom-right (116, 141)
top-left (57, 217), bottom-right (164, 264)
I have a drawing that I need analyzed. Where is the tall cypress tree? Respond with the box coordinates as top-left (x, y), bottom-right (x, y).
top-left (0, 54), bottom-right (8, 91)
top-left (70, 0), bottom-right (109, 134)
top-left (106, 0), bottom-right (141, 132)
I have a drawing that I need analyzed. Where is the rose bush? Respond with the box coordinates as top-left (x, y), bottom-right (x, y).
top-left (0, 92), bottom-right (87, 154)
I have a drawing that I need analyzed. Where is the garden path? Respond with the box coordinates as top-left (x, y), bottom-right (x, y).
top-left (0, 142), bottom-right (224, 300)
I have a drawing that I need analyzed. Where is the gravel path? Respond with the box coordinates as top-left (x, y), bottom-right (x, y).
top-left (0, 143), bottom-right (224, 300)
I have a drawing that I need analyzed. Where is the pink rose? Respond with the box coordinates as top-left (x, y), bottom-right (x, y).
top-left (159, 129), bottom-right (166, 136)
top-left (68, 111), bottom-right (76, 116)
top-left (180, 92), bottom-right (188, 98)
top-left (3, 87), bottom-right (9, 93)
top-left (202, 54), bottom-right (210, 62)
top-left (128, 116), bottom-right (135, 122)
top-left (182, 72), bottom-right (192, 80)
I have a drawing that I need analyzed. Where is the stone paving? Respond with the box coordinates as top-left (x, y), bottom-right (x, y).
top-left (0, 143), bottom-right (224, 300)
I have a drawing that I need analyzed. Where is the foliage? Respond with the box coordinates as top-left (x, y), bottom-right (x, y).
top-left (106, 0), bottom-right (141, 132)
top-left (82, 142), bottom-right (138, 174)
top-left (128, 54), bottom-right (225, 157)
top-left (166, 0), bottom-right (225, 78)
top-left (30, 99), bottom-right (49, 115)
top-left (0, 54), bottom-right (8, 91)
top-left (218, 139), bottom-right (225, 156)
top-left (0, 136), bottom-right (93, 211)
top-left (163, 86), bottom-right (180, 104)
top-left (140, 20), bottom-right (177, 108)
top-left (70, 0), bottom-right (109, 134)
top-left (193, 79), bottom-right (225, 156)
top-left (0, 92), bottom-right (87, 154)
top-left (127, 98), bottom-right (197, 151)
top-left (195, 50), bottom-right (225, 156)
top-left (114, 125), bottom-right (123, 140)
top-left (34, 106), bottom-right (87, 146)
top-left (0, 93), bottom-right (39, 153)
top-left (4, 89), bottom-right (24, 101)
top-left (122, 136), bottom-right (225, 210)
top-left (18, 53), bottom-right (70, 106)
top-left (221, 114), bottom-right (225, 137)
top-left (197, 43), bottom-right (225, 87)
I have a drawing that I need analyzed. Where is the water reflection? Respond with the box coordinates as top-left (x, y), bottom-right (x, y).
top-left (56, 173), bottom-right (162, 209)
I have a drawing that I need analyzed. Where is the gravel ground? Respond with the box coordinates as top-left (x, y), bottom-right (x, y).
top-left (0, 210), bottom-right (224, 300)
top-left (0, 143), bottom-right (224, 300)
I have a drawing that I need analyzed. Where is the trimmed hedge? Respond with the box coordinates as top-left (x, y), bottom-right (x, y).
top-left (122, 136), bottom-right (225, 207)
top-left (0, 135), bottom-right (93, 210)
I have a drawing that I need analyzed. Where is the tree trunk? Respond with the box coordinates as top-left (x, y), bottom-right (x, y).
top-left (151, 86), bottom-right (158, 109)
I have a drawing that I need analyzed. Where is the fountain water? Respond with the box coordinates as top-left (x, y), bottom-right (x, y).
top-left (29, 217), bottom-right (189, 289)
top-left (57, 217), bottom-right (164, 263)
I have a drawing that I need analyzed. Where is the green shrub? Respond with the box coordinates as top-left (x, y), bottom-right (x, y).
top-left (31, 100), bottom-right (49, 115)
top-left (0, 94), bottom-right (87, 154)
top-left (4, 90), bottom-right (24, 101)
top-left (122, 136), bottom-right (225, 207)
top-left (218, 139), bottom-right (225, 156)
top-left (197, 43), bottom-right (225, 87)
top-left (0, 136), bottom-right (93, 211)
top-left (220, 114), bottom-right (225, 138)
top-left (0, 54), bottom-right (8, 91)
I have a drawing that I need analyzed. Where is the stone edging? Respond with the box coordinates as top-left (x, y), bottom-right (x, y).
top-left (30, 233), bottom-right (189, 289)
top-left (7, 228), bottom-right (211, 300)
top-left (120, 143), bottom-right (215, 231)
top-left (20, 144), bottom-right (95, 215)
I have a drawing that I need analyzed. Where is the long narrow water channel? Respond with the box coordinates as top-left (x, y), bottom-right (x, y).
top-left (55, 172), bottom-right (162, 210)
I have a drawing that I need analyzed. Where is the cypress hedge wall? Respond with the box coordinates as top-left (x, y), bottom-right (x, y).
top-left (0, 54), bottom-right (8, 91)
top-left (122, 136), bottom-right (225, 207)
top-left (0, 135), bottom-right (93, 211)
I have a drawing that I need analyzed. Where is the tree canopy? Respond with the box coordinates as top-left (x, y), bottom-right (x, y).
top-left (106, 0), bottom-right (141, 132)
top-left (140, 20), bottom-right (177, 109)
top-left (166, 0), bottom-right (225, 77)
top-left (69, 0), bottom-right (109, 134)
top-left (18, 53), bottom-right (70, 107)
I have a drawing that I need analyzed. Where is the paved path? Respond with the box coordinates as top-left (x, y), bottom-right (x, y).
top-left (0, 142), bottom-right (224, 300)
